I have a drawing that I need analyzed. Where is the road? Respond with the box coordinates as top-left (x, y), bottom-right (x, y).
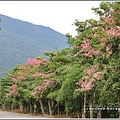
top-left (0, 110), bottom-right (51, 118)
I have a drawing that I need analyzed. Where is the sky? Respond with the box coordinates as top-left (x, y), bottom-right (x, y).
top-left (0, 1), bottom-right (102, 36)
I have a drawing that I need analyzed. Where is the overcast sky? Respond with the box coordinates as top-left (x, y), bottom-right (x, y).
top-left (0, 1), bottom-right (101, 36)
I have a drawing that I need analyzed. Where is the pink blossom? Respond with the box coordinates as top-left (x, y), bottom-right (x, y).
top-left (32, 72), bottom-right (40, 77)
top-left (76, 82), bottom-right (79, 85)
top-left (32, 72), bottom-right (47, 79)
top-left (8, 84), bottom-right (17, 94)
top-left (82, 76), bottom-right (89, 79)
top-left (116, 26), bottom-right (120, 31)
top-left (11, 77), bottom-right (16, 82)
top-left (93, 72), bottom-right (102, 79)
top-left (111, 9), bottom-right (115, 13)
top-left (32, 91), bottom-right (37, 96)
top-left (93, 50), bottom-right (99, 55)
top-left (74, 52), bottom-right (79, 57)
top-left (117, 33), bottom-right (120, 36)
top-left (100, 42), bottom-right (106, 47)
top-left (83, 49), bottom-right (99, 57)
top-left (40, 73), bottom-right (46, 79)
top-left (99, 38), bottom-right (106, 43)
top-left (97, 21), bottom-right (100, 25)
top-left (76, 80), bottom-right (84, 85)
top-left (26, 58), bottom-right (49, 66)
top-left (87, 23), bottom-right (91, 27)
top-left (74, 46), bottom-right (80, 48)
top-left (8, 84), bottom-right (17, 89)
top-left (92, 27), bottom-right (98, 30)
top-left (35, 86), bottom-right (41, 91)
top-left (84, 53), bottom-right (92, 57)
top-left (81, 43), bottom-right (91, 49)
top-left (106, 17), bottom-right (114, 24)
top-left (87, 67), bottom-right (95, 75)
top-left (19, 65), bottom-right (30, 71)
top-left (106, 46), bottom-right (110, 51)
top-left (18, 71), bottom-right (25, 76)
top-left (8, 86), bottom-right (12, 89)
top-left (107, 27), bottom-right (116, 36)
top-left (81, 81), bottom-right (92, 91)
top-left (91, 78), bottom-right (95, 82)
top-left (93, 34), bottom-right (98, 38)
top-left (111, 9), bottom-right (117, 14)
top-left (79, 49), bottom-right (87, 53)
top-left (17, 75), bottom-right (24, 80)
top-left (76, 88), bottom-right (81, 92)
top-left (43, 78), bottom-right (55, 89)
top-left (74, 49), bottom-right (87, 57)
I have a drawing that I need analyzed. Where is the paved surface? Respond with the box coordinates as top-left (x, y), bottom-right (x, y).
top-left (0, 110), bottom-right (50, 118)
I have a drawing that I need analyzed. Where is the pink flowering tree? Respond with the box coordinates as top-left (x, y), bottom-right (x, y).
top-left (3, 57), bottom-right (50, 112)
top-left (71, 1), bottom-right (120, 118)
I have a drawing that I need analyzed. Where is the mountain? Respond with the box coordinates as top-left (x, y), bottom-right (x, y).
top-left (0, 14), bottom-right (68, 77)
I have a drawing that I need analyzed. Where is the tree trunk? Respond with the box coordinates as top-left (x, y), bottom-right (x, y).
top-left (65, 99), bottom-right (68, 117)
top-left (2, 104), bottom-right (5, 110)
top-left (90, 104), bottom-right (93, 118)
top-left (58, 102), bottom-right (60, 115)
top-left (98, 109), bottom-right (102, 118)
top-left (51, 100), bottom-right (54, 114)
top-left (31, 101), bottom-right (34, 113)
top-left (25, 102), bottom-right (27, 113)
top-left (97, 103), bottom-right (101, 118)
top-left (34, 102), bottom-right (37, 114)
top-left (20, 103), bottom-right (23, 112)
top-left (39, 98), bottom-right (45, 115)
top-left (23, 101), bottom-right (25, 112)
top-left (30, 101), bottom-right (32, 113)
top-left (90, 92), bottom-right (95, 118)
top-left (82, 92), bottom-right (86, 118)
top-left (48, 99), bottom-right (52, 116)
top-left (65, 107), bottom-right (68, 117)
top-left (11, 103), bottom-right (14, 110)
top-left (36, 101), bottom-right (40, 114)
top-left (27, 102), bottom-right (30, 113)
top-left (118, 90), bottom-right (120, 118)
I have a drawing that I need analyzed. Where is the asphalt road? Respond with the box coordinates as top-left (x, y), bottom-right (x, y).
top-left (0, 110), bottom-right (50, 118)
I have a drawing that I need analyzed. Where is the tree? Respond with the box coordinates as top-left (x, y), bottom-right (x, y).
top-left (72, 1), bottom-right (120, 118)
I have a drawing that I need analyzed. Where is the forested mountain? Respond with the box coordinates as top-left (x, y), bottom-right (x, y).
top-left (0, 14), bottom-right (68, 77)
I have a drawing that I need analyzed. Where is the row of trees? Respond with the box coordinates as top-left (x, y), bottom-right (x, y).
top-left (0, 2), bottom-right (120, 118)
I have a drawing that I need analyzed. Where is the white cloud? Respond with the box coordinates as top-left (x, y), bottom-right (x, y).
top-left (0, 1), bottom-right (101, 36)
